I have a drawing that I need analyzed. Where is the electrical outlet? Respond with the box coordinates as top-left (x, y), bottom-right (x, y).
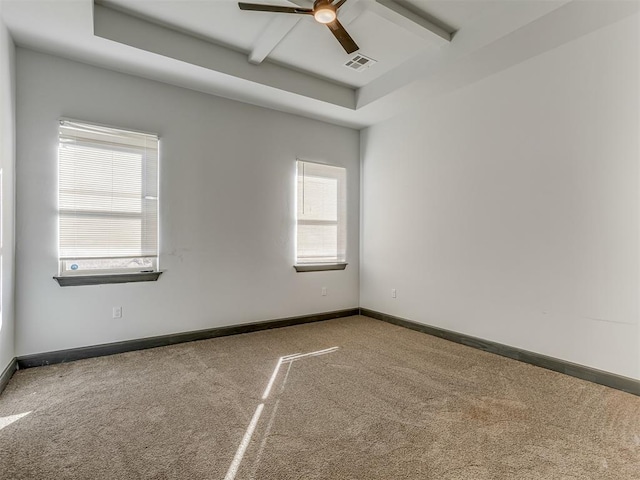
top-left (391, 289), bottom-right (397, 298)
top-left (113, 306), bottom-right (122, 319)
top-left (321, 287), bottom-right (327, 296)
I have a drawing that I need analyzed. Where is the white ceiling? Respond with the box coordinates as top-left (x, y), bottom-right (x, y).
top-left (2, 0), bottom-right (639, 128)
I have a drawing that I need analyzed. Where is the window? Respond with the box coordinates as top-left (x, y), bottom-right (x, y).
top-left (56, 120), bottom-right (160, 285)
top-left (295, 160), bottom-right (347, 271)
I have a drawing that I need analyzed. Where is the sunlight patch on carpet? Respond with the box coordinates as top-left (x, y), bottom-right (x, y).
top-left (224, 346), bottom-right (339, 480)
top-left (0, 411), bottom-right (31, 432)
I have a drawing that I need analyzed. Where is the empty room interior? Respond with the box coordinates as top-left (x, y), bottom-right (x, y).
top-left (1, 0), bottom-right (639, 478)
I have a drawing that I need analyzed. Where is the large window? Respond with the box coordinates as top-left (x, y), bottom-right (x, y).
top-left (295, 160), bottom-right (346, 270)
top-left (57, 120), bottom-right (159, 279)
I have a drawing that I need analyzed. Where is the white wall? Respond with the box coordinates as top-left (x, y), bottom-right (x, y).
top-left (0, 13), bottom-right (16, 371)
top-left (15, 49), bottom-right (359, 357)
top-left (361, 14), bottom-right (640, 379)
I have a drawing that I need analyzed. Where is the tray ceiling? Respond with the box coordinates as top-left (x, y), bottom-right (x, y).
top-left (2, 0), bottom-right (638, 128)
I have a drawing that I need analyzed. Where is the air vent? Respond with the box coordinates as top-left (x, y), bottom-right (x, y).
top-left (344, 54), bottom-right (377, 72)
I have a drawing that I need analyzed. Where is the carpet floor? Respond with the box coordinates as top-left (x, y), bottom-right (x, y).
top-left (0, 315), bottom-right (638, 479)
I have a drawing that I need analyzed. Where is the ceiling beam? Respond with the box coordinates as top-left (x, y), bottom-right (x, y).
top-left (368, 0), bottom-right (451, 45)
top-left (248, 15), bottom-right (302, 65)
top-left (246, 0), bottom-right (313, 64)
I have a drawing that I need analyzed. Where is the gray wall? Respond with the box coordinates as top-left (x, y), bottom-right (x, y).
top-left (0, 11), bottom-right (15, 373)
top-left (0, 15), bottom-right (16, 372)
top-left (360, 14), bottom-right (640, 379)
top-left (15, 49), bottom-right (360, 357)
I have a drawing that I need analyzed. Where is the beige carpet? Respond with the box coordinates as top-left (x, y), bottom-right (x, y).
top-left (0, 315), bottom-right (638, 479)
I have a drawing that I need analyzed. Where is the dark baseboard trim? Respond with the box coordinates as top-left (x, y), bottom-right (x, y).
top-left (17, 308), bottom-right (360, 369)
top-left (0, 357), bottom-right (18, 395)
top-left (360, 308), bottom-right (640, 397)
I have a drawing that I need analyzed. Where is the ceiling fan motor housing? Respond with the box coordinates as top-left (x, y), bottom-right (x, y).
top-left (313, 0), bottom-right (337, 24)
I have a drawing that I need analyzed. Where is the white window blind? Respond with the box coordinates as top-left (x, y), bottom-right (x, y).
top-left (296, 160), bottom-right (346, 264)
top-left (58, 120), bottom-right (159, 276)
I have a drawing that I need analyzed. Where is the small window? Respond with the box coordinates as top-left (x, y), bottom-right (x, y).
top-left (57, 120), bottom-right (159, 279)
top-left (295, 160), bottom-right (346, 270)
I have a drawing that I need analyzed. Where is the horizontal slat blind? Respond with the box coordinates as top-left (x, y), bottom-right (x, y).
top-left (296, 160), bottom-right (346, 264)
top-left (58, 120), bottom-right (158, 271)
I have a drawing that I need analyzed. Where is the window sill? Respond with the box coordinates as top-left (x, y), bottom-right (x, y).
top-left (294, 263), bottom-right (348, 272)
top-left (54, 271), bottom-right (163, 287)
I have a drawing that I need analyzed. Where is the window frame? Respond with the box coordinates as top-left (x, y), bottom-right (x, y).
top-left (294, 159), bottom-right (348, 272)
top-left (54, 119), bottom-right (162, 286)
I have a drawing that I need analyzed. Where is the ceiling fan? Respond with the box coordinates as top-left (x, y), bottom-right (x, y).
top-left (238, 0), bottom-right (359, 54)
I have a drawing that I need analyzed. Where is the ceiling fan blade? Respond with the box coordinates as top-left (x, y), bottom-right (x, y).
top-left (326, 19), bottom-right (359, 54)
top-left (333, 0), bottom-right (348, 9)
top-left (238, 3), bottom-right (313, 14)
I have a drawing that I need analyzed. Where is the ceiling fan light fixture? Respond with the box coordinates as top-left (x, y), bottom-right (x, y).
top-left (314, 7), bottom-right (336, 24)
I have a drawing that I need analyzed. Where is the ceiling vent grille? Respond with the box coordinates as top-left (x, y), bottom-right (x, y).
top-left (344, 54), bottom-right (377, 72)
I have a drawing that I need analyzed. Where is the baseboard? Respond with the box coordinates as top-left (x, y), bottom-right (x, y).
top-left (17, 307), bottom-right (638, 397)
top-left (17, 308), bottom-right (360, 369)
top-left (360, 308), bottom-right (640, 397)
top-left (0, 357), bottom-right (18, 395)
